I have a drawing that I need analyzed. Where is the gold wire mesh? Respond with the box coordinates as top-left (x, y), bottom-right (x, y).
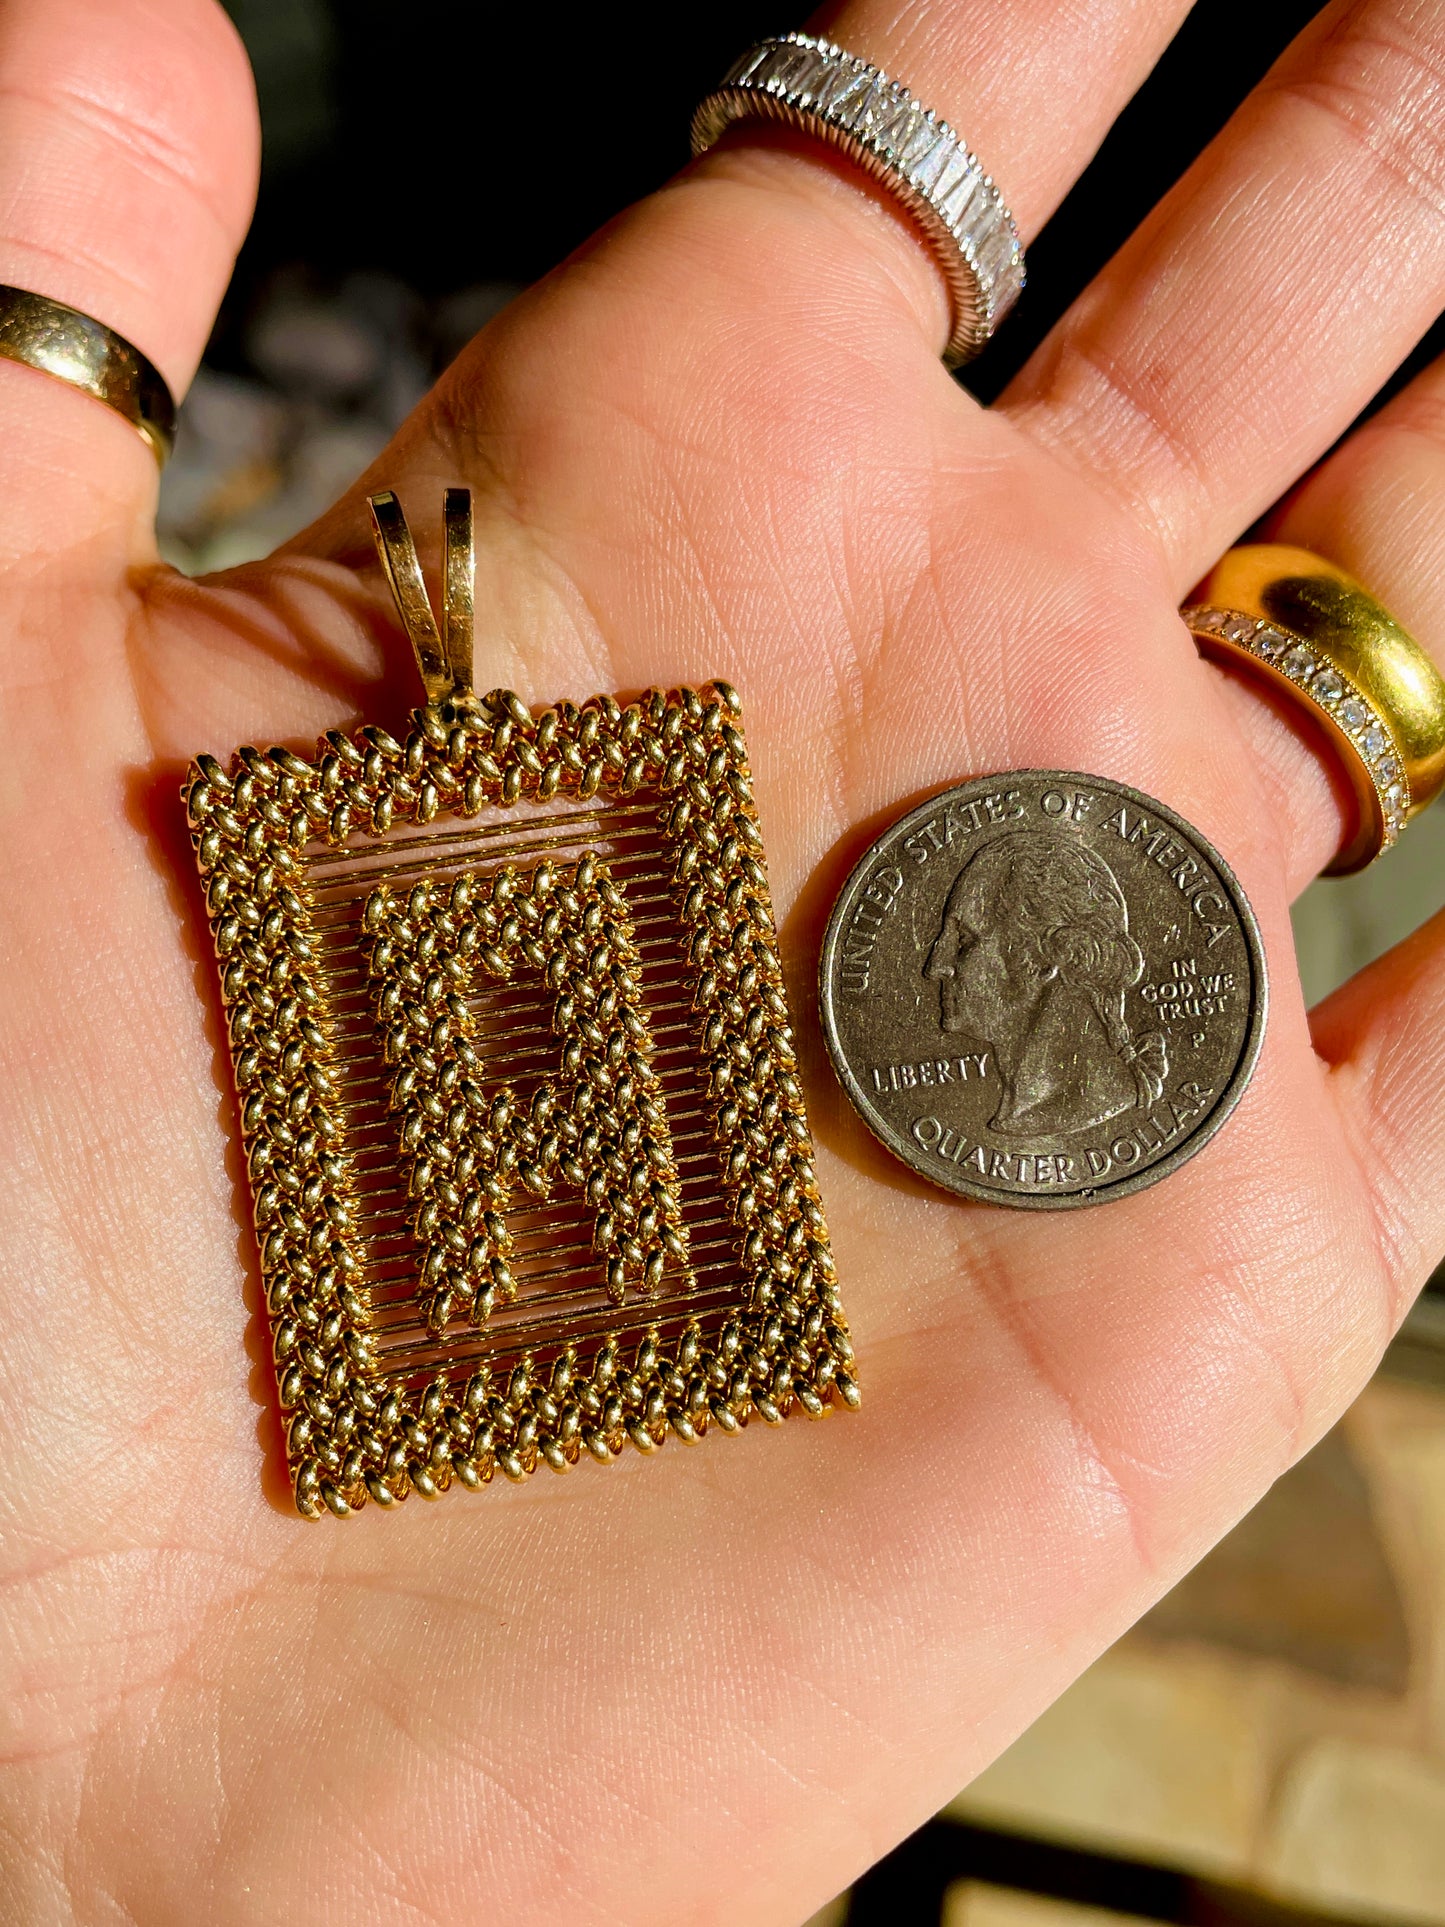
top-left (188, 682), bottom-right (854, 1518)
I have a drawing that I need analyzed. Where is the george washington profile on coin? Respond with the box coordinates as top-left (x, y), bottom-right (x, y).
top-left (818, 771), bottom-right (1267, 1208)
top-left (922, 830), bottom-right (1168, 1139)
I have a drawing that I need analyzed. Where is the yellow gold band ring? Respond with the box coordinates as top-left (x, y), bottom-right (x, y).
top-left (1183, 545), bottom-right (1445, 873)
top-left (0, 284), bottom-right (177, 467)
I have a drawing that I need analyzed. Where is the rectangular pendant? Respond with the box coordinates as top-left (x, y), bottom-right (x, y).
top-left (187, 680), bottom-right (853, 1517)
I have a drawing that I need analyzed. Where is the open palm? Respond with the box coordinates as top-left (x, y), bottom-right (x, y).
top-left (5, 0), bottom-right (1445, 1919)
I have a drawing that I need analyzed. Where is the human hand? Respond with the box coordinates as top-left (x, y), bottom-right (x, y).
top-left (4, 0), bottom-right (1445, 1919)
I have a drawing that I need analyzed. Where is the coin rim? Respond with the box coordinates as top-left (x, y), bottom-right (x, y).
top-left (817, 770), bottom-right (1270, 1209)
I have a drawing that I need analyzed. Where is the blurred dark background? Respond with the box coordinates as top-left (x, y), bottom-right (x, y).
top-left (185, 7), bottom-right (1445, 1925)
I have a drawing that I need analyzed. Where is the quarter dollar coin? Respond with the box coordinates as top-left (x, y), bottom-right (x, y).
top-left (818, 771), bottom-right (1267, 1208)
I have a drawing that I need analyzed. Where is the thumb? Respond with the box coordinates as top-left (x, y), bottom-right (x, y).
top-left (0, 0), bottom-right (257, 565)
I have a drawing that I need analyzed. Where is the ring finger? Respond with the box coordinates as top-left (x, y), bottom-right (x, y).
top-left (1257, 343), bottom-right (1445, 878)
top-left (1211, 339), bottom-right (1445, 900)
top-left (1000, 0), bottom-right (1445, 887)
top-left (1268, 348), bottom-right (1445, 652)
top-left (1006, 0), bottom-right (1445, 581)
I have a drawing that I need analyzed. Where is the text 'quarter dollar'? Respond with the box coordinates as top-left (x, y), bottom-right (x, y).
top-left (819, 771), bottom-right (1266, 1210)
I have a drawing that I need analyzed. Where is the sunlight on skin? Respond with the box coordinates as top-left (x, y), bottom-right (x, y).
top-left (2, 0), bottom-right (1445, 1920)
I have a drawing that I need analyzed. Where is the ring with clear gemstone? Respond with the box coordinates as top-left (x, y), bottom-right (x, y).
top-left (1282, 644), bottom-right (1316, 681)
top-left (1181, 603), bottom-right (1411, 865)
top-left (1185, 545), bottom-right (1445, 871)
top-left (691, 32), bottom-right (1024, 367)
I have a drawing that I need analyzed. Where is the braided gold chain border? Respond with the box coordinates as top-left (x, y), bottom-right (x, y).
top-left (187, 681), bottom-right (856, 1519)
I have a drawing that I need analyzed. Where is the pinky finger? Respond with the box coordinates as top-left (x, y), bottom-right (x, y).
top-left (1311, 901), bottom-right (1445, 1308)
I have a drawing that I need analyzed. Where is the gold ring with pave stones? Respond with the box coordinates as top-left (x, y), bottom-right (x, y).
top-left (1183, 545), bottom-right (1445, 873)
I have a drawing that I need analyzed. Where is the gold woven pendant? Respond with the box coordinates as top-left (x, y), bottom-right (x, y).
top-left (186, 489), bottom-right (853, 1518)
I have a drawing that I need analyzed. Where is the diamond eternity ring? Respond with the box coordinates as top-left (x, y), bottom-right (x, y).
top-left (690, 31), bottom-right (1025, 368)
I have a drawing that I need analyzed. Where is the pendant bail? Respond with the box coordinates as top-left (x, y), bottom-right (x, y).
top-left (368, 488), bottom-right (476, 708)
